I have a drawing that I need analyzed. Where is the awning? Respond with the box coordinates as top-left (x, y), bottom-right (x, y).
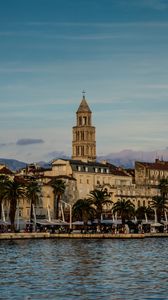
top-left (36, 219), bottom-right (68, 226)
top-left (150, 222), bottom-right (163, 227)
top-left (142, 220), bottom-right (153, 225)
top-left (101, 220), bottom-right (113, 224)
top-left (72, 221), bottom-right (84, 225)
top-left (72, 221), bottom-right (92, 225)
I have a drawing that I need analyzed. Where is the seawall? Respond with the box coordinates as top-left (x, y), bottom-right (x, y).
top-left (1, 232), bottom-right (168, 240)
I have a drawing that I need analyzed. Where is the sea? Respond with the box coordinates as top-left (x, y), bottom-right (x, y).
top-left (0, 238), bottom-right (168, 299)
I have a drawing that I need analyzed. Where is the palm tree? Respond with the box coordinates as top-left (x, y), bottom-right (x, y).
top-left (0, 175), bottom-right (9, 219)
top-left (112, 199), bottom-right (135, 225)
top-left (89, 188), bottom-right (112, 225)
top-left (26, 180), bottom-right (41, 223)
top-left (72, 198), bottom-right (95, 231)
top-left (3, 177), bottom-right (26, 231)
top-left (136, 206), bottom-right (154, 222)
top-left (158, 178), bottom-right (168, 200)
top-left (50, 178), bottom-right (66, 219)
top-left (151, 195), bottom-right (168, 223)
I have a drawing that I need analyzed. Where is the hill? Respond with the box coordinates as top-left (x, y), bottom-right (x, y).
top-left (1, 148), bottom-right (168, 171)
top-left (0, 158), bottom-right (27, 171)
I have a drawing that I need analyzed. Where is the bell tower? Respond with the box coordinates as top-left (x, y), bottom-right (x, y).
top-left (72, 92), bottom-right (96, 162)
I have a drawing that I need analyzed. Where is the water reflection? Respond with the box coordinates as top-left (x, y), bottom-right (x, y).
top-left (0, 238), bottom-right (168, 299)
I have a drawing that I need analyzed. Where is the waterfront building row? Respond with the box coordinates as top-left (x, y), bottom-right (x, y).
top-left (0, 94), bottom-right (168, 223)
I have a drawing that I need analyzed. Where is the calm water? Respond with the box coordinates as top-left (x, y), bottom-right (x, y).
top-left (0, 238), bottom-right (168, 300)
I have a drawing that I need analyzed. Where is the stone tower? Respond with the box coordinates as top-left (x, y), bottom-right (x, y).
top-left (72, 93), bottom-right (96, 162)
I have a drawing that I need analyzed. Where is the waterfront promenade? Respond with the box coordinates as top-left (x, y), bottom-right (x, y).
top-left (1, 232), bottom-right (168, 240)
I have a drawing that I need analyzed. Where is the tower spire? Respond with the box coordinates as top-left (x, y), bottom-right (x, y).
top-left (72, 94), bottom-right (96, 162)
top-left (82, 90), bottom-right (86, 100)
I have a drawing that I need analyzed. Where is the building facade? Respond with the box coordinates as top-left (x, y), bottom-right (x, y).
top-left (135, 159), bottom-right (168, 187)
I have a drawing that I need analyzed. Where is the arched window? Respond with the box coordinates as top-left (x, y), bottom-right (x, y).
top-left (79, 117), bottom-right (82, 125)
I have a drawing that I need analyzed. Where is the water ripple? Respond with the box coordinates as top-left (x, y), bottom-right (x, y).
top-left (0, 238), bottom-right (168, 299)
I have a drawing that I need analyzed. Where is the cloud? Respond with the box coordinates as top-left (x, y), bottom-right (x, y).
top-left (0, 142), bottom-right (14, 148)
top-left (16, 138), bottom-right (44, 146)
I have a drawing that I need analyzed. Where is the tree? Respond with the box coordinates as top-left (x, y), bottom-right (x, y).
top-left (158, 178), bottom-right (168, 200)
top-left (26, 180), bottom-right (41, 223)
top-left (72, 198), bottom-right (95, 231)
top-left (112, 199), bottom-right (135, 225)
top-left (0, 175), bottom-right (9, 220)
top-left (151, 179), bottom-right (168, 223)
top-left (3, 177), bottom-right (26, 231)
top-left (89, 188), bottom-right (112, 225)
top-left (151, 196), bottom-right (168, 223)
top-left (136, 206), bottom-right (154, 222)
top-left (50, 179), bottom-right (66, 219)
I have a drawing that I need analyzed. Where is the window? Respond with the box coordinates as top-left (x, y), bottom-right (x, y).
top-left (78, 166), bottom-right (81, 171)
top-left (103, 177), bottom-right (107, 184)
top-left (87, 179), bottom-right (89, 184)
top-left (81, 131), bottom-right (84, 140)
top-left (115, 180), bottom-right (120, 185)
top-left (154, 170), bottom-right (158, 177)
top-left (85, 167), bottom-right (88, 172)
top-left (150, 170), bottom-right (154, 177)
top-left (83, 116), bottom-right (87, 125)
top-left (79, 117), bottom-right (82, 125)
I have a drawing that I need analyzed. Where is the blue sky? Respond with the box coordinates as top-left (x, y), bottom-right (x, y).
top-left (0, 0), bottom-right (168, 162)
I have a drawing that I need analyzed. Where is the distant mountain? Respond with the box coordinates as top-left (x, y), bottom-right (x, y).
top-left (98, 148), bottom-right (168, 168)
top-left (0, 151), bottom-right (69, 171)
top-left (0, 158), bottom-right (27, 171)
top-left (1, 148), bottom-right (168, 171)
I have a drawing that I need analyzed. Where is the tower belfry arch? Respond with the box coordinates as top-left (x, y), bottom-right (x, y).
top-left (72, 93), bottom-right (96, 162)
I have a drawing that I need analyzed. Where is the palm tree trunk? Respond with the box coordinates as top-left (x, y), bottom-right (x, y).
top-left (84, 222), bottom-right (88, 233)
top-left (56, 196), bottom-right (59, 219)
top-left (0, 200), bottom-right (2, 219)
top-left (122, 217), bottom-right (126, 225)
top-left (55, 195), bottom-right (60, 219)
top-left (29, 203), bottom-right (34, 232)
top-left (30, 201), bottom-right (34, 222)
top-left (9, 199), bottom-right (17, 232)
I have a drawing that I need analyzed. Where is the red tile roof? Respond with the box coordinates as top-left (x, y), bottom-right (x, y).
top-left (136, 160), bottom-right (168, 171)
top-left (0, 167), bottom-right (13, 175)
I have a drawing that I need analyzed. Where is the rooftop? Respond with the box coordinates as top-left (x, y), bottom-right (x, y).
top-left (77, 96), bottom-right (91, 113)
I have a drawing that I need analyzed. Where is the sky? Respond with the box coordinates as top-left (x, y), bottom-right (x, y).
top-left (0, 0), bottom-right (168, 163)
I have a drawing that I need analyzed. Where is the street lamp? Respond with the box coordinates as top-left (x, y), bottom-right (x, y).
top-left (60, 200), bottom-right (72, 230)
